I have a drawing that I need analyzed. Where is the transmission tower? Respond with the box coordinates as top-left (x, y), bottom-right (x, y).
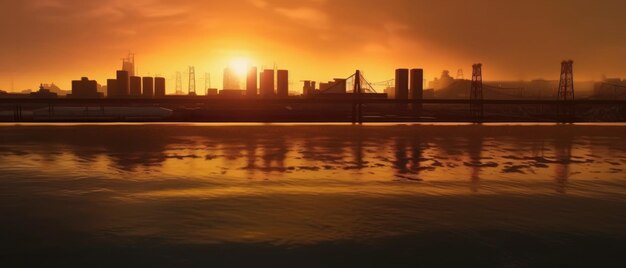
top-left (470, 63), bottom-right (484, 121)
top-left (557, 60), bottom-right (575, 101)
top-left (456, 68), bottom-right (464, 80)
top-left (188, 66), bottom-right (196, 96)
top-left (175, 72), bottom-right (183, 95)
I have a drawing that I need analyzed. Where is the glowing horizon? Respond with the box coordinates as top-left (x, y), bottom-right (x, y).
top-left (2, 0), bottom-right (626, 92)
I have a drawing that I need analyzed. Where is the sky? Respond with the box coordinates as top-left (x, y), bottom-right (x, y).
top-left (1, 0), bottom-right (626, 92)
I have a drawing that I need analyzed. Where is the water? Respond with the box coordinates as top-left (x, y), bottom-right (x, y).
top-left (1, 124), bottom-right (625, 267)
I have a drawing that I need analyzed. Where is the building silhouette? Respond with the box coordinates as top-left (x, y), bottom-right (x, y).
top-left (206, 88), bottom-right (219, 96)
top-left (395, 69), bottom-right (409, 100)
top-left (130, 76), bottom-right (142, 97)
top-left (260, 69), bottom-right (275, 98)
top-left (410, 69), bottom-right (424, 100)
top-left (429, 70), bottom-right (455, 90)
top-left (69, 77), bottom-right (101, 98)
top-left (155, 77), bottom-right (166, 97)
top-left (116, 70), bottom-right (130, 97)
top-left (122, 54), bottom-right (135, 77)
top-left (319, 79), bottom-right (347, 94)
top-left (142, 77), bottom-right (154, 98)
top-left (223, 68), bottom-right (240, 90)
top-left (30, 84), bottom-right (58, 98)
top-left (303, 80), bottom-right (317, 96)
top-left (219, 89), bottom-right (246, 97)
top-left (277, 70), bottom-right (289, 97)
top-left (107, 79), bottom-right (117, 98)
top-left (246, 66), bottom-right (258, 97)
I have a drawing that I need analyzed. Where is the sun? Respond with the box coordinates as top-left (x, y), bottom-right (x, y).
top-left (229, 57), bottom-right (250, 77)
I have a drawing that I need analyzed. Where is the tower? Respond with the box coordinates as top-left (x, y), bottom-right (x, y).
top-left (155, 77), bottom-right (166, 97)
top-left (395, 69), bottom-right (409, 100)
top-left (557, 60), bottom-right (575, 101)
top-left (260, 69), bottom-right (275, 98)
top-left (277, 70), bottom-right (289, 98)
top-left (116, 70), bottom-right (130, 96)
top-left (175, 72), bottom-right (183, 95)
top-left (142, 77), bottom-right (154, 98)
top-left (353, 70), bottom-right (363, 124)
top-left (188, 66), bottom-right (196, 96)
top-left (410, 69), bottom-right (424, 114)
top-left (470, 63), bottom-right (484, 120)
top-left (246, 67), bottom-right (258, 97)
top-left (557, 60), bottom-right (575, 122)
top-left (122, 53), bottom-right (135, 77)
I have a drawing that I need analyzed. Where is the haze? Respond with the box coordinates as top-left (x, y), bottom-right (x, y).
top-left (1, 0), bottom-right (625, 91)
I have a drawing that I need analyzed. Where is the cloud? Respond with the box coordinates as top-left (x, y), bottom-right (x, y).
top-left (2, 0), bottom-right (626, 90)
top-left (248, 0), bottom-right (268, 9)
top-left (274, 7), bottom-right (329, 29)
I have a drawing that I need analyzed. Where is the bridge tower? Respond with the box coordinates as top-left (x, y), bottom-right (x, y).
top-left (353, 70), bottom-right (363, 125)
top-left (188, 66), bottom-right (196, 96)
top-left (557, 60), bottom-right (575, 101)
top-left (470, 63), bottom-right (484, 121)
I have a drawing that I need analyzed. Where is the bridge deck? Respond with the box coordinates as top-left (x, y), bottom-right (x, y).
top-left (0, 98), bottom-right (625, 105)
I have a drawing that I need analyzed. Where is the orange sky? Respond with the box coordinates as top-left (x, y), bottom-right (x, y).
top-left (1, 0), bottom-right (626, 92)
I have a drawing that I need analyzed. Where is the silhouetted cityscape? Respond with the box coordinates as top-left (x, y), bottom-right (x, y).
top-left (1, 55), bottom-right (625, 123)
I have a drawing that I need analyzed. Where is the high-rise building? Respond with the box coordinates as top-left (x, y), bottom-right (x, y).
top-left (410, 69), bottom-right (424, 100)
top-left (69, 77), bottom-right (100, 98)
top-left (107, 79), bottom-right (118, 98)
top-left (142, 77), bottom-right (154, 98)
top-left (130, 76), bottom-right (142, 96)
top-left (277, 70), bottom-right (289, 97)
top-left (246, 66), bottom-right (258, 97)
top-left (260, 69), bottom-right (275, 98)
top-left (395, 69), bottom-right (409, 100)
top-left (155, 77), bottom-right (166, 97)
top-left (223, 67), bottom-right (240, 90)
top-left (303, 80), bottom-right (317, 97)
top-left (319, 79), bottom-right (347, 94)
top-left (122, 54), bottom-right (135, 77)
top-left (116, 70), bottom-right (130, 97)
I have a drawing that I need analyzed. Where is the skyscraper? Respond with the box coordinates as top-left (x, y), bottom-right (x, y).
top-left (410, 69), bottom-right (424, 100)
top-left (395, 69), bottom-right (409, 100)
top-left (277, 70), bottom-right (288, 97)
top-left (223, 68), bottom-right (241, 90)
top-left (122, 54), bottom-right (135, 77)
top-left (116, 70), bottom-right (130, 97)
top-left (143, 77), bottom-right (154, 98)
top-left (155, 77), bottom-right (166, 97)
top-left (107, 79), bottom-right (118, 98)
top-left (246, 66), bottom-right (258, 97)
top-left (130, 76), bottom-right (142, 96)
top-left (260, 69), bottom-right (275, 98)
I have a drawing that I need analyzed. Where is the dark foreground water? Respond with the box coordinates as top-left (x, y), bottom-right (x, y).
top-left (0, 124), bottom-right (625, 267)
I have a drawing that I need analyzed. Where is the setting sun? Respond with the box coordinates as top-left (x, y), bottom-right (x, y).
top-left (230, 57), bottom-right (250, 77)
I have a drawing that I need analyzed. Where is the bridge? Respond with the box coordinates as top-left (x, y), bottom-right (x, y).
top-left (2, 62), bottom-right (626, 123)
top-left (2, 97), bottom-right (625, 123)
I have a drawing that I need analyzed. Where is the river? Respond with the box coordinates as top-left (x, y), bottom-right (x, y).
top-left (0, 123), bottom-right (625, 266)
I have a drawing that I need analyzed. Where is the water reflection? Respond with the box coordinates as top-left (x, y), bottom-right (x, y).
top-left (554, 134), bottom-right (574, 194)
top-left (0, 124), bottom-right (625, 248)
top-left (0, 125), bottom-right (623, 192)
top-left (467, 134), bottom-right (484, 192)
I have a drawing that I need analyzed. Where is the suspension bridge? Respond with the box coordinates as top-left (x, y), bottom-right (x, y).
top-left (2, 61), bottom-right (626, 123)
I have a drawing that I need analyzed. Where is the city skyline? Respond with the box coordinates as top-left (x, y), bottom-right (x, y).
top-left (2, 0), bottom-right (626, 91)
